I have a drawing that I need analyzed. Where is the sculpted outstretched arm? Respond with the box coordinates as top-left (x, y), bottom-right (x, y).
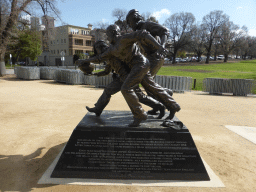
top-left (93, 62), bottom-right (112, 76)
top-left (136, 30), bottom-right (168, 56)
top-left (83, 47), bottom-right (113, 63)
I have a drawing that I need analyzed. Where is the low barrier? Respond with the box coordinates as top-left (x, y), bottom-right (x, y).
top-left (14, 66), bottom-right (40, 80)
top-left (14, 67), bottom-right (193, 92)
top-left (203, 78), bottom-right (255, 96)
top-left (40, 67), bottom-right (58, 80)
top-left (54, 69), bottom-right (84, 85)
top-left (154, 75), bottom-right (193, 93)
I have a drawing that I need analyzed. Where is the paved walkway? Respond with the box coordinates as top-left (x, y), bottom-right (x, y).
top-left (5, 69), bottom-right (14, 74)
top-left (0, 75), bottom-right (255, 192)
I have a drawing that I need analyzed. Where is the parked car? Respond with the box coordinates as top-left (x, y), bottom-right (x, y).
top-left (209, 56), bottom-right (214, 60)
top-left (16, 61), bottom-right (26, 65)
top-left (164, 58), bottom-right (170, 64)
top-left (189, 57), bottom-right (196, 62)
top-left (217, 55), bottom-right (225, 60)
top-left (175, 58), bottom-right (182, 62)
top-left (181, 58), bottom-right (187, 62)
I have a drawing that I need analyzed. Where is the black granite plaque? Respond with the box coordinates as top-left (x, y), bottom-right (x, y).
top-left (51, 111), bottom-right (210, 180)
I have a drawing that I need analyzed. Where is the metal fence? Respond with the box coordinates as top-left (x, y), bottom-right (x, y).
top-left (14, 67), bottom-right (193, 92)
top-left (154, 75), bottom-right (193, 93)
top-left (203, 78), bottom-right (255, 96)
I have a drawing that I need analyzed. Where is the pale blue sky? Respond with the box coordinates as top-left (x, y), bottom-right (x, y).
top-left (33, 0), bottom-right (256, 36)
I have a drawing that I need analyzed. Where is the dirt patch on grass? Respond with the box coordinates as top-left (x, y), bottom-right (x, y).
top-left (177, 69), bottom-right (214, 73)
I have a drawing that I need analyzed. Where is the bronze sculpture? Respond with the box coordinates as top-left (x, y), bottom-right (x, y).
top-left (85, 40), bottom-right (165, 118)
top-left (126, 9), bottom-right (173, 115)
top-left (81, 25), bottom-right (180, 127)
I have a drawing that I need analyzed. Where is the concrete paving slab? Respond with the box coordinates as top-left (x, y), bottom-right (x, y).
top-left (38, 146), bottom-right (225, 187)
top-left (225, 125), bottom-right (256, 144)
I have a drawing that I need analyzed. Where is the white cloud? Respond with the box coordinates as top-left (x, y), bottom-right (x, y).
top-left (152, 9), bottom-right (171, 20)
top-left (237, 6), bottom-right (243, 9)
top-left (249, 29), bottom-right (256, 37)
top-left (21, 14), bottom-right (31, 21)
top-left (101, 18), bottom-right (109, 23)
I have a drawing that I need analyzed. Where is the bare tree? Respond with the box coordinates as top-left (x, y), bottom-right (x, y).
top-left (91, 21), bottom-right (109, 42)
top-left (189, 24), bottom-right (206, 62)
top-left (218, 21), bottom-right (246, 62)
top-left (164, 12), bottom-right (195, 64)
top-left (201, 10), bottom-right (229, 64)
top-left (112, 8), bottom-right (130, 33)
top-left (141, 12), bottom-right (158, 23)
top-left (240, 36), bottom-right (256, 60)
top-left (0, 0), bottom-right (60, 76)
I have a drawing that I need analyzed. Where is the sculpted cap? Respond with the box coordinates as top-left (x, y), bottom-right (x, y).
top-left (126, 9), bottom-right (138, 21)
top-left (106, 24), bottom-right (120, 34)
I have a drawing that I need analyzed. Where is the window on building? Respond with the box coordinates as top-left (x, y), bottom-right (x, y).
top-left (53, 40), bottom-right (55, 44)
top-left (64, 39), bottom-right (66, 43)
top-left (51, 41), bottom-right (52, 44)
top-left (70, 28), bottom-right (79, 34)
top-left (75, 39), bottom-right (83, 46)
top-left (86, 40), bottom-right (92, 46)
top-left (61, 39), bottom-right (63, 43)
top-left (57, 50), bottom-right (59, 54)
top-left (54, 50), bottom-right (55, 54)
top-left (75, 50), bottom-right (83, 54)
top-left (57, 40), bottom-right (59, 44)
top-left (64, 50), bottom-right (66, 54)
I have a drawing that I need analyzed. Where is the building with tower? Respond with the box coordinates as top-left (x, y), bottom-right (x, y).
top-left (38, 23), bottom-right (95, 66)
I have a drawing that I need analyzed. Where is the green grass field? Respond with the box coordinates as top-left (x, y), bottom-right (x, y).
top-left (157, 60), bottom-right (256, 93)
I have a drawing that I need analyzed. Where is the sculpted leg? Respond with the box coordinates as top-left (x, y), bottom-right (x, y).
top-left (141, 73), bottom-right (181, 120)
top-left (134, 85), bottom-right (165, 119)
top-left (121, 58), bottom-right (150, 127)
top-left (86, 78), bottom-right (123, 116)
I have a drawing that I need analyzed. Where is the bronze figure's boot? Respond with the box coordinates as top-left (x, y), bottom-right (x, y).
top-left (147, 88), bottom-right (172, 116)
top-left (157, 104), bottom-right (166, 119)
top-left (86, 90), bottom-right (111, 117)
top-left (128, 112), bottom-right (147, 127)
top-left (166, 104), bottom-right (181, 120)
top-left (141, 97), bottom-right (166, 119)
top-left (86, 106), bottom-right (102, 116)
top-left (147, 109), bottom-right (158, 115)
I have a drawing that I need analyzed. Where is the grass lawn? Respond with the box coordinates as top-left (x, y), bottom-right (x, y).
top-left (157, 60), bottom-right (256, 93)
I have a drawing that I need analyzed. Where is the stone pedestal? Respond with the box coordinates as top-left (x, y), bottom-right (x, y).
top-left (51, 111), bottom-right (210, 181)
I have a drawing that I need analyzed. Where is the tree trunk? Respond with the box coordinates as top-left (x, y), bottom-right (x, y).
top-left (214, 51), bottom-right (217, 61)
top-left (0, 49), bottom-right (6, 76)
top-left (172, 50), bottom-right (177, 64)
top-left (224, 54), bottom-right (228, 62)
top-left (205, 52), bottom-right (210, 64)
top-left (197, 52), bottom-right (202, 62)
top-left (243, 53), bottom-right (247, 60)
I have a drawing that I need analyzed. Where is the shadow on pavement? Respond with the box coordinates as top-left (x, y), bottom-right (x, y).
top-left (0, 142), bottom-right (66, 191)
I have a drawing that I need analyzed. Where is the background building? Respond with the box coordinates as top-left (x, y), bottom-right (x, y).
top-left (41, 16), bottom-right (55, 29)
top-left (30, 17), bottom-right (40, 31)
top-left (38, 24), bottom-right (95, 66)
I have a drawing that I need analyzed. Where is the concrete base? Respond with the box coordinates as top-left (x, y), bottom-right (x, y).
top-left (38, 147), bottom-right (224, 187)
top-left (225, 125), bottom-right (256, 144)
top-left (15, 67), bottom-right (40, 80)
top-left (40, 67), bottom-right (58, 80)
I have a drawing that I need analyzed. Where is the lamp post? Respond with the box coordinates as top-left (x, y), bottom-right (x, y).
top-left (10, 54), bottom-right (12, 67)
top-left (60, 51), bottom-right (65, 66)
